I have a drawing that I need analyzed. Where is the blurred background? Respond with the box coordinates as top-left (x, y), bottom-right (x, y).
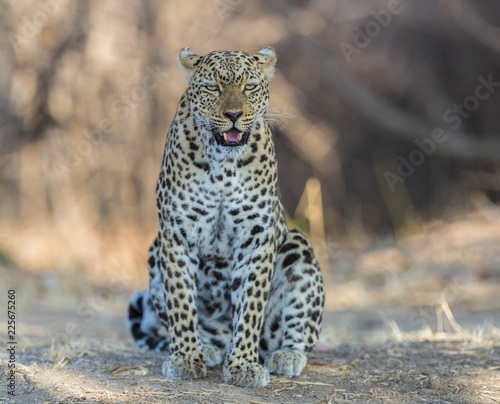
top-left (1, 0), bottom-right (500, 342)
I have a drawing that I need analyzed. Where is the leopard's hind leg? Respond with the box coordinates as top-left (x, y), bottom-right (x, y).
top-left (260, 229), bottom-right (325, 376)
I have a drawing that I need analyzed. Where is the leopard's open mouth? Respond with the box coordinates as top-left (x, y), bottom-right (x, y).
top-left (214, 128), bottom-right (250, 147)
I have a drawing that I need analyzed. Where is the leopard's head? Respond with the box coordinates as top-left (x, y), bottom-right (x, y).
top-left (178, 47), bottom-right (277, 147)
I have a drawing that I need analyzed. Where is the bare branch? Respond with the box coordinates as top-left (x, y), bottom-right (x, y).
top-left (444, 0), bottom-right (500, 54)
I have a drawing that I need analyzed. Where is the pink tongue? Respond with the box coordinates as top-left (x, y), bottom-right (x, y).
top-left (226, 132), bottom-right (242, 142)
top-left (225, 130), bottom-right (244, 142)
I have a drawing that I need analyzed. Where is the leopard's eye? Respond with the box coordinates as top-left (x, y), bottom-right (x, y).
top-left (204, 84), bottom-right (220, 92)
top-left (244, 84), bottom-right (258, 91)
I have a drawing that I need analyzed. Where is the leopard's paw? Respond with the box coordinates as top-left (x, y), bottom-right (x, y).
top-left (264, 349), bottom-right (307, 376)
top-left (162, 349), bottom-right (207, 379)
top-left (223, 357), bottom-right (270, 387)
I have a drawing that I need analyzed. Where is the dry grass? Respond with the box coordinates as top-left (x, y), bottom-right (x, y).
top-left (2, 333), bottom-right (498, 403)
top-left (322, 205), bottom-right (500, 312)
top-left (1, 205), bottom-right (499, 402)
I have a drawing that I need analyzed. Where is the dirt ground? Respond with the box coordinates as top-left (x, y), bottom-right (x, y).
top-left (1, 336), bottom-right (499, 403)
top-left (1, 207), bottom-right (500, 403)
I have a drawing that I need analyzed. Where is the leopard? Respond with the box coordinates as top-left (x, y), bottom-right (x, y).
top-left (126, 46), bottom-right (325, 387)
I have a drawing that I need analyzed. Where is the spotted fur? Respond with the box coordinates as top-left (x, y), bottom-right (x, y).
top-left (126, 46), bottom-right (325, 387)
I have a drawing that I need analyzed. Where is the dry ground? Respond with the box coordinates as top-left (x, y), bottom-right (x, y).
top-left (1, 337), bottom-right (499, 404)
top-left (0, 330), bottom-right (499, 404)
top-left (1, 206), bottom-right (500, 403)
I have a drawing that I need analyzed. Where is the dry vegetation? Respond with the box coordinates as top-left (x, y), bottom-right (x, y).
top-left (1, 206), bottom-right (499, 403)
top-left (1, 0), bottom-right (500, 403)
top-left (1, 338), bottom-right (499, 403)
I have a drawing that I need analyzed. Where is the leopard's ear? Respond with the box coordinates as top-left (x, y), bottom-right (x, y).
top-left (253, 46), bottom-right (277, 79)
top-left (177, 47), bottom-right (203, 81)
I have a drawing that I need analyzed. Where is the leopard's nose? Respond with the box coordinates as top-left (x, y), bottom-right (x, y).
top-left (224, 110), bottom-right (243, 123)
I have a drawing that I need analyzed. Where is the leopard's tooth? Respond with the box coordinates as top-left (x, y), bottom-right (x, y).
top-left (223, 133), bottom-right (228, 142)
top-left (238, 133), bottom-right (242, 141)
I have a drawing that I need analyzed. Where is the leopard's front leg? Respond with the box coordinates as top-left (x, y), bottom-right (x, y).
top-left (223, 247), bottom-right (274, 387)
top-left (158, 230), bottom-right (208, 379)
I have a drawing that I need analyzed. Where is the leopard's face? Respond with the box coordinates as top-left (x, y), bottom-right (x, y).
top-left (179, 48), bottom-right (277, 147)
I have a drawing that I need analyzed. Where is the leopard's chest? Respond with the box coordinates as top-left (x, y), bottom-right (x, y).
top-left (177, 165), bottom-right (255, 261)
top-left (160, 126), bottom-right (282, 260)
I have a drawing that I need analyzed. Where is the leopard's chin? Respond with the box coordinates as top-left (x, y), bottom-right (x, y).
top-left (214, 128), bottom-right (250, 147)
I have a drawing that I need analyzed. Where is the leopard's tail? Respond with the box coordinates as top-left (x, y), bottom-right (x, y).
top-left (126, 289), bottom-right (170, 351)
